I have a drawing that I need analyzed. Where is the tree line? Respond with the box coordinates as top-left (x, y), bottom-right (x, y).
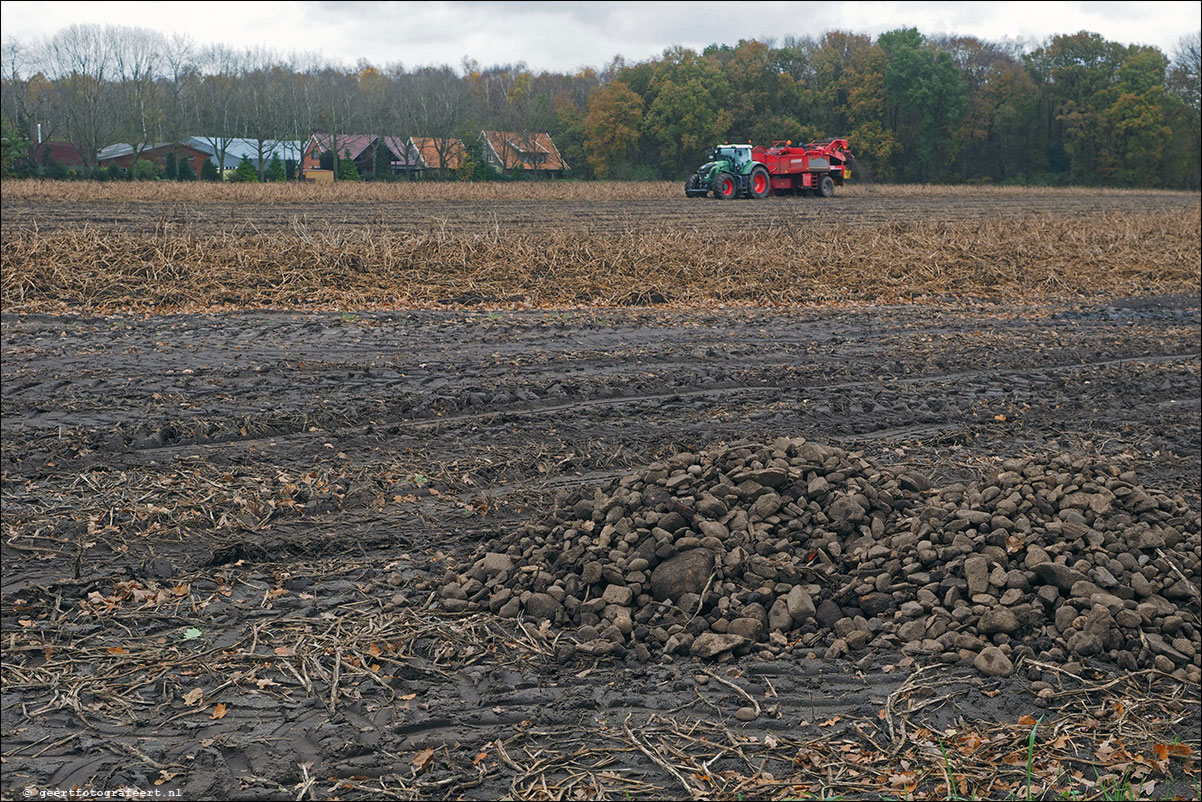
top-left (2, 24), bottom-right (1199, 187)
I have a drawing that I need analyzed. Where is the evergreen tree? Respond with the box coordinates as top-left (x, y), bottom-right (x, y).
top-left (177, 157), bottom-right (196, 181)
top-left (266, 155), bottom-right (286, 182)
top-left (132, 158), bottom-right (161, 180)
top-left (201, 159), bottom-right (220, 181)
top-left (233, 154), bottom-right (259, 182)
top-left (163, 151), bottom-right (178, 180)
top-left (0, 120), bottom-right (30, 177)
top-left (337, 149), bottom-right (361, 181)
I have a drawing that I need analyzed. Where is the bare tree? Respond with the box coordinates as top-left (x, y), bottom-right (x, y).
top-left (161, 33), bottom-right (199, 173)
top-left (411, 66), bottom-right (474, 178)
top-left (312, 65), bottom-right (362, 179)
top-left (1170, 31), bottom-right (1201, 114)
top-left (112, 26), bottom-right (166, 173)
top-left (45, 24), bottom-right (117, 176)
top-left (194, 43), bottom-right (243, 177)
top-left (379, 64), bottom-right (419, 178)
top-left (237, 47), bottom-right (290, 179)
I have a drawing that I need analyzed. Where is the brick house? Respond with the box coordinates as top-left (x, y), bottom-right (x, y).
top-left (302, 134), bottom-right (419, 180)
top-left (480, 130), bottom-right (567, 177)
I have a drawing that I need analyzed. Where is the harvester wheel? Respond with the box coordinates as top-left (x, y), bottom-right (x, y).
top-left (712, 172), bottom-right (737, 200)
top-left (748, 166), bottom-right (770, 199)
top-left (819, 175), bottom-right (835, 198)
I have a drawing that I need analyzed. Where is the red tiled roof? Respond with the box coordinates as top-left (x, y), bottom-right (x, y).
top-left (410, 137), bottom-right (467, 170)
top-left (482, 131), bottom-right (567, 171)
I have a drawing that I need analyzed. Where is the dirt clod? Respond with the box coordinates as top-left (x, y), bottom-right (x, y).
top-left (442, 440), bottom-right (1200, 674)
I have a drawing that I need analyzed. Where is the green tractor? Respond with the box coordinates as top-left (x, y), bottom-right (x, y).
top-left (684, 144), bottom-right (769, 200)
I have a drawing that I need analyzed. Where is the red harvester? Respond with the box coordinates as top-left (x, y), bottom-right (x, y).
top-left (685, 139), bottom-right (855, 199)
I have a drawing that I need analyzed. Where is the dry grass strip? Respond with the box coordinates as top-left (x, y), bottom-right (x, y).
top-left (6, 179), bottom-right (1194, 205)
top-left (3, 209), bottom-right (1198, 314)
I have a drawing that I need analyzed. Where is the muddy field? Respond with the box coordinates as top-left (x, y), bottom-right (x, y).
top-left (3, 296), bottom-right (1199, 799)
top-left (2, 184), bottom-right (1200, 800)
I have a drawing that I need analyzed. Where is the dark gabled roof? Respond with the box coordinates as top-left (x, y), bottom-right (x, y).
top-left (375, 136), bottom-right (421, 168)
top-left (306, 134), bottom-right (374, 161)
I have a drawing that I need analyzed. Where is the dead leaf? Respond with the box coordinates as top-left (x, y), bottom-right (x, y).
top-left (413, 747), bottom-right (435, 773)
top-left (818, 717), bottom-right (840, 727)
top-left (106, 645), bottom-right (127, 655)
top-left (398, 692), bottom-right (417, 701)
top-left (211, 703), bottom-right (227, 720)
top-left (472, 751), bottom-right (489, 765)
top-left (957, 732), bottom-right (984, 755)
top-left (1018, 714), bottom-right (1038, 727)
top-left (273, 646), bottom-right (293, 656)
top-left (1154, 743), bottom-right (1193, 761)
top-left (182, 688), bottom-right (204, 706)
top-left (994, 414), bottom-right (1007, 422)
top-left (154, 770), bottom-right (182, 786)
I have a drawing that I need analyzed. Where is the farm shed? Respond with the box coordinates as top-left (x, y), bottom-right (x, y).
top-left (32, 141), bottom-right (85, 174)
top-left (183, 137), bottom-right (305, 172)
top-left (480, 130), bottom-right (567, 177)
top-left (96, 141), bottom-right (213, 175)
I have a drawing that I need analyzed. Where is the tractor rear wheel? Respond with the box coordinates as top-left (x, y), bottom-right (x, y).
top-left (818, 175), bottom-right (835, 198)
top-left (747, 166), bottom-right (770, 199)
top-left (712, 172), bottom-right (737, 200)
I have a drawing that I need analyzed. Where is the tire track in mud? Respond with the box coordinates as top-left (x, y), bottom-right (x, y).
top-left (2, 300), bottom-right (1199, 801)
top-left (112, 350), bottom-right (1199, 458)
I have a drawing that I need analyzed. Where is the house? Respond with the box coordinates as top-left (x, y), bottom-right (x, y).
top-left (301, 134), bottom-right (420, 180)
top-left (302, 134), bottom-right (372, 178)
top-left (480, 130), bottom-right (567, 177)
top-left (409, 137), bottom-right (467, 175)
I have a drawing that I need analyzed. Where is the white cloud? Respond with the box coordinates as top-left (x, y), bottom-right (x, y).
top-left (1, 0), bottom-right (1197, 72)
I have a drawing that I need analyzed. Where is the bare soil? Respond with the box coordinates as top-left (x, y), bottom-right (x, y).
top-left (3, 297), bottom-right (1199, 799)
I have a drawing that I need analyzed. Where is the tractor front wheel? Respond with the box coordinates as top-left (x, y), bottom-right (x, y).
top-left (748, 166), bottom-right (770, 199)
top-left (818, 175), bottom-right (835, 198)
top-left (712, 172), bottom-right (737, 200)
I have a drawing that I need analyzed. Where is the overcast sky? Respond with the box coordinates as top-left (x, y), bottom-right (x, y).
top-left (2, 1), bottom-right (1198, 72)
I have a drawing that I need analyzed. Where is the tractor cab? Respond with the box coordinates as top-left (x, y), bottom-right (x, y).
top-left (685, 144), bottom-right (759, 198)
top-left (712, 144), bottom-right (753, 169)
